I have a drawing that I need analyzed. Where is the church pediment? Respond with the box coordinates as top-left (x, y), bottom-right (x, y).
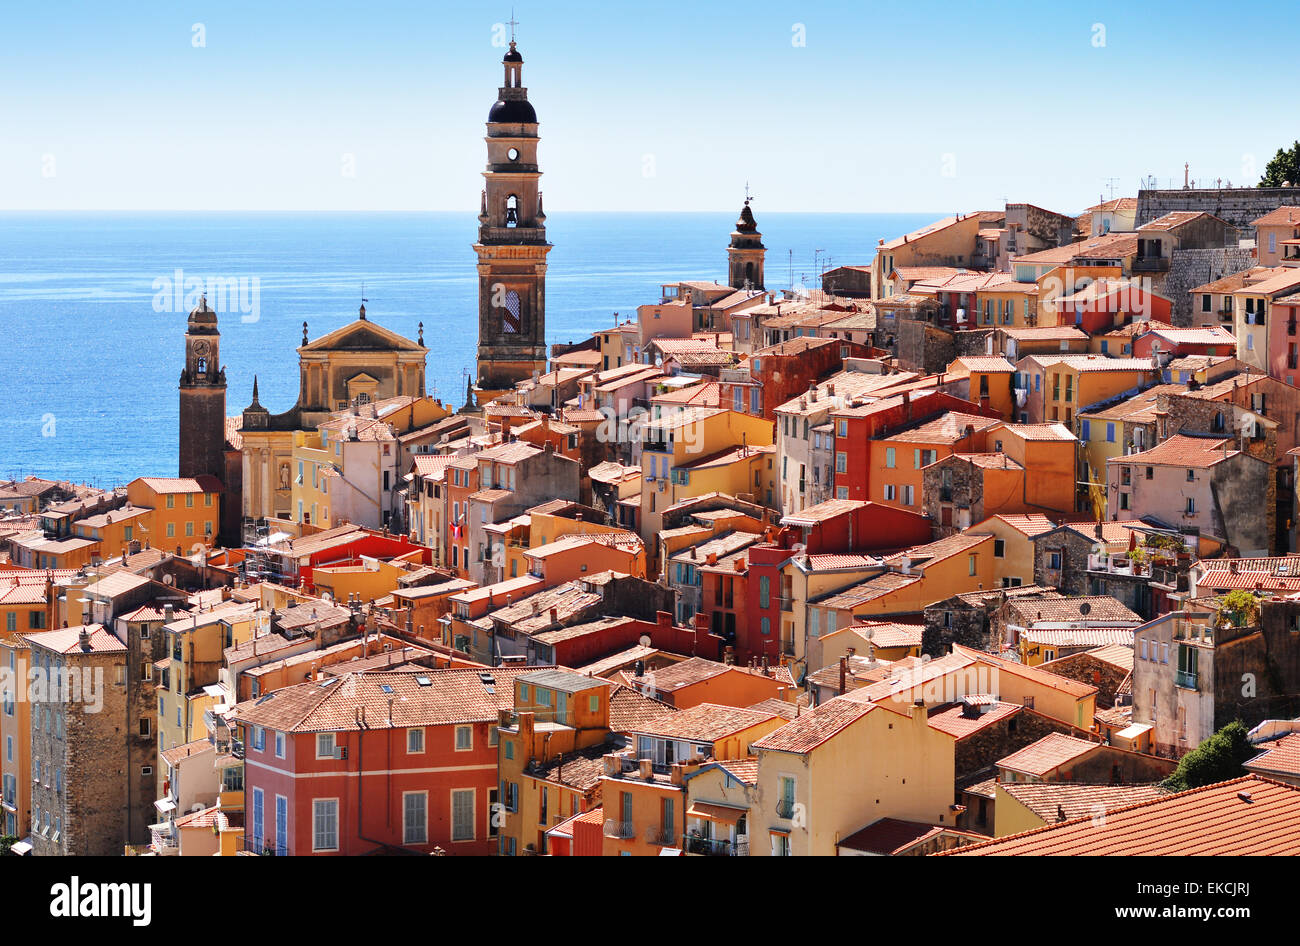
top-left (300, 318), bottom-right (426, 354)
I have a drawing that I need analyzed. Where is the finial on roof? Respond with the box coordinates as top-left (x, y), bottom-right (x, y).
top-left (251, 374), bottom-right (260, 405)
top-left (418, 321), bottom-right (424, 345)
top-left (302, 321), bottom-right (309, 345)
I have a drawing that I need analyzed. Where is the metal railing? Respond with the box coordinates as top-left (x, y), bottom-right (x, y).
top-left (685, 834), bottom-right (748, 856)
top-left (604, 820), bottom-right (635, 839)
top-left (775, 800), bottom-right (796, 819)
top-left (1175, 669), bottom-right (1199, 690)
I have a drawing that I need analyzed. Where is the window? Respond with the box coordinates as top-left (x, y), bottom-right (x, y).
top-left (883, 484), bottom-right (896, 502)
top-left (252, 788), bottom-right (265, 851)
top-left (1106, 423), bottom-right (1115, 443)
top-left (455, 725), bottom-right (473, 751)
top-left (252, 725), bottom-right (265, 752)
top-left (403, 791), bottom-right (429, 844)
top-left (1048, 551), bottom-right (1062, 570)
top-left (1186, 469), bottom-right (1195, 482)
top-left (835, 452), bottom-right (847, 474)
top-left (837, 420), bottom-right (847, 437)
top-left (968, 554), bottom-right (977, 576)
top-left (759, 576), bottom-right (770, 609)
top-left (316, 732), bottom-right (336, 759)
top-left (885, 447), bottom-right (896, 468)
top-left (312, 799), bottom-right (339, 852)
top-left (274, 731), bottom-right (285, 759)
top-left (449, 788), bottom-right (476, 841)
top-left (1185, 497), bottom-right (1196, 515)
top-left (407, 728), bottom-right (425, 753)
top-left (902, 485), bottom-right (914, 506)
top-left (275, 795), bottom-right (287, 855)
top-left (994, 539), bottom-right (1005, 558)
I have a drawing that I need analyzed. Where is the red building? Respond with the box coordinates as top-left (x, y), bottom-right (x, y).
top-left (231, 666), bottom-right (537, 855)
top-left (1052, 278), bottom-right (1173, 334)
top-left (830, 390), bottom-right (997, 502)
top-left (719, 336), bottom-right (876, 421)
top-left (1131, 324), bottom-right (1236, 360)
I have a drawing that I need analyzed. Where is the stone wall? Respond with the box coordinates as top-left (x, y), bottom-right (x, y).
top-left (1137, 187), bottom-right (1300, 231)
top-left (897, 320), bottom-right (955, 375)
top-left (923, 598), bottom-right (999, 657)
top-left (1032, 528), bottom-right (1092, 595)
top-left (952, 705), bottom-right (1089, 780)
top-left (1162, 248), bottom-right (1256, 326)
top-left (1040, 651), bottom-right (1131, 709)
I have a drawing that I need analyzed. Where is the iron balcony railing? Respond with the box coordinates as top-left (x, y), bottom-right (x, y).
top-left (1175, 669), bottom-right (1199, 690)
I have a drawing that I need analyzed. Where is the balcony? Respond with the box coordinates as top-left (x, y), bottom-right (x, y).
top-left (685, 834), bottom-right (749, 856)
top-left (604, 820), bottom-right (635, 839)
top-left (1132, 256), bottom-right (1170, 273)
top-left (1175, 669), bottom-right (1199, 690)
top-left (779, 595), bottom-right (793, 613)
top-left (775, 800), bottom-right (796, 820)
top-left (780, 639), bottom-right (795, 658)
top-left (644, 824), bottom-right (675, 846)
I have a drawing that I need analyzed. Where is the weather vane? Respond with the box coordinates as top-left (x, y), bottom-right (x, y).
top-left (745, 180), bottom-right (754, 203)
top-left (508, 8), bottom-right (518, 43)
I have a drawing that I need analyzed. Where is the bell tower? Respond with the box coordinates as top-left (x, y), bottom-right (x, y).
top-left (178, 295), bottom-right (227, 483)
top-left (474, 37), bottom-right (551, 400)
top-left (728, 195), bottom-right (766, 291)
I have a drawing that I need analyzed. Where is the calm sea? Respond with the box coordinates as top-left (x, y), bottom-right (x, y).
top-left (0, 211), bottom-right (935, 487)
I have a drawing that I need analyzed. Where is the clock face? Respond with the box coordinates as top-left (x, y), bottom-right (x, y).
top-left (194, 340), bottom-right (210, 356)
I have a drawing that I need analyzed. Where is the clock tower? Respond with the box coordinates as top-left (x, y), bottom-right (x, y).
top-left (178, 295), bottom-right (228, 486)
top-left (473, 39), bottom-right (551, 402)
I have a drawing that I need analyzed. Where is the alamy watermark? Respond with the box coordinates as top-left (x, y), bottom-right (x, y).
top-left (152, 269), bottom-right (260, 323)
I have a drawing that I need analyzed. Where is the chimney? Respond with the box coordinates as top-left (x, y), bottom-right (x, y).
top-left (78, 626), bottom-right (92, 652)
top-left (638, 758), bottom-right (655, 780)
top-left (733, 557), bottom-right (745, 572)
top-left (548, 606), bottom-right (558, 625)
top-left (707, 552), bottom-right (718, 566)
top-left (839, 656), bottom-right (848, 694)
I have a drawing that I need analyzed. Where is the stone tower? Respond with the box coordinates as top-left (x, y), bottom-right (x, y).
top-left (474, 40), bottom-right (552, 398)
top-left (178, 295), bottom-right (227, 483)
top-left (728, 199), bottom-right (766, 291)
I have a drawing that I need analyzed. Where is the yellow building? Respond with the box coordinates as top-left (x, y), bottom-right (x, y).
top-left (495, 668), bottom-right (626, 856)
top-left (637, 407), bottom-right (775, 553)
top-left (126, 477), bottom-right (221, 554)
top-left (1016, 354), bottom-right (1155, 428)
top-left (157, 603), bottom-right (259, 759)
top-left (967, 514), bottom-right (1057, 588)
top-left (750, 697), bottom-right (956, 856)
top-left (310, 555), bottom-right (423, 604)
top-left (72, 505), bottom-right (152, 558)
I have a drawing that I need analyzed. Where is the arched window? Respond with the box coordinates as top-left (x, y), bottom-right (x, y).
top-left (501, 290), bottom-right (522, 334)
top-left (505, 195), bottom-right (519, 227)
top-left (1213, 411), bottom-right (1225, 432)
top-left (745, 262), bottom-right (754, 286)
top-left (196, 357), bottom-right (207, 375)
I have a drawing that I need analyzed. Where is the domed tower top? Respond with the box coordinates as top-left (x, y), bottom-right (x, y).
top-left (488, 41), bottom-right (537, 124)
top-left (187, 294), bottom-right (219, 335)
top-left (728, 195), bottom-right (766, 291)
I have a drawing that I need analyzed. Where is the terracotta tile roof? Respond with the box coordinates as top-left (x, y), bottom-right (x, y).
top-left (953, 356), bottom-right (1016, 373)
top-left (817, 572), bottom-right (919, 611)
top-left (1078, 643), bottom-right (1134, 672)
top-left (1024, 354), bottom-right (1155, 373)
top-left (25, 624), bottom-right (124, 654)
top-left (779, 499), bottom-right (866, 526)
top-left (946, 775), bottom-right (1300, 856)
top-left (988, 513), bottom-right (1058, 537)
top-left (530, 741), bottom-right (617, 792)
top-left (1008, 595), bottom-right (1140, 625)
top-left (231, 667), bottom-right (537, 733)
top-left (951, 644), bottom-right (1098, 699)
top-left (1022, 628), bottom-right (1136, 649)
top-left (712, 757), bottom-right (761, 784)
top-left (855, 621), bottom-right (924, 649)
top-left (797, 553), bottom-right (884, 572)
top-left (838, 818), bottom-right (981, 855)
top-left (879, 411), bottom-right (1002, 444)
top-left (745, 698), bottom-right (798, 721)
top-left (752, 697), bottom-right (873, 754)
top-left (608, 684), bottom-right (677, 732)
top-left (999, 781), bottom-right (1168, 823)
top-left (161, 738), bottom-right (213, 768)
top-left (947, 452), bottom-right (1023, 471)
top-left (627, 702), bottom-right (779, 743)
top-left (998, 733), bottom-right (1100, 777)
top-left (1245, 732), bottom-right (1300, 780)
top-left (134, 477), bottom-right (216, 494)
top-left (1251, 205), bottom-right (1300, 228)
top-left (1113, 433), bottom-right (1239, 469)
top-left (1196, 556), bottom-right (1300, 592)
top-left (998, 326), bottom-right (1088, 340)
top-left (885, 531), bottom-right (991, 569)
top-left (927, 699), bottom-right (1022, 739)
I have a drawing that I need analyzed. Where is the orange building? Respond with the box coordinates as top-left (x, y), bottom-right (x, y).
top-left (869, 412), bottom-right (1002, 512)
top-left (126, 476), bottom-right (223, 553)
top-left (620, 656), bottom-right (792, 709)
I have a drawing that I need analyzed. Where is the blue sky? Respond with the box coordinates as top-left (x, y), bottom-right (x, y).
top-left (2, 0), bottom-right (1297, 214)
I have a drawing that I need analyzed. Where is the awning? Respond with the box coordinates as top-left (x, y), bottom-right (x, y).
top-left (9, 838), bottom-right (32, 855)
top-left (154, 798), bottom-right (177, 814)
top-left (687, 802), bottom-right (747, 824)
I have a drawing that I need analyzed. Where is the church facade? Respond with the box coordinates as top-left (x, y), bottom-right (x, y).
top-left (238, 306), bottom-right (428, 525)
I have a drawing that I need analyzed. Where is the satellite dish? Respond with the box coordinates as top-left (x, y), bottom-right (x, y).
top-left (638, 634), bottom-right (652, 648)
top-left (1079, 602), bottom-right (1092, 616)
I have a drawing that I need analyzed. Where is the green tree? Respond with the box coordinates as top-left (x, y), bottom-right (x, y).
top-left (0, 836), bottom-right (17, 856)
top-left (1259, 141), bottom-right (1300, 187)
top-left (1162, 721), bottom-right (1255, 792)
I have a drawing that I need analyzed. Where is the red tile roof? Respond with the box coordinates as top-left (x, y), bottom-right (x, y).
top-left (25, 624), bottom-right (124, 654)
top-left (751, 697), bottom-right (873, 754)
top-left (946, 776), bottom-right (1300, 855)
top-left (927, 700), bottom-right (1022, 739)
top-left (1245, 732), bottom-right (1300, 780)
top-left (998, 733), bottom-right (1101, 777)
